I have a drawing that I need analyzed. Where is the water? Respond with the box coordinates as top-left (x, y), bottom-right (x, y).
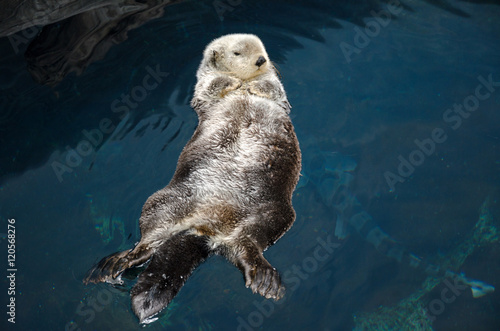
top-left (1, 0), bottom-right (499, 330)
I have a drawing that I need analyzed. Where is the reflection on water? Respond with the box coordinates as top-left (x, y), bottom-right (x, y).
top-left (1, 0), bottom-right (499, 330)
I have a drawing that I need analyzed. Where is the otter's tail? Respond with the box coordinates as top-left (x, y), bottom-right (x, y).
top-left (131, 233), bottom-right (210, 324)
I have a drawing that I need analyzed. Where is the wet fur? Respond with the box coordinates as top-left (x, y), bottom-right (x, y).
top-left (84, 34), bottom-right (301, 323)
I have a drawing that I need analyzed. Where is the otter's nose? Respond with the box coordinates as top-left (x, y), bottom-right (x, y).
top-left (255, 56), bottom-right (267, 67)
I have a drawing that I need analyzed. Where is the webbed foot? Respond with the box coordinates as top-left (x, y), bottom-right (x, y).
top-left (241, 254), bottom-right (285, 300)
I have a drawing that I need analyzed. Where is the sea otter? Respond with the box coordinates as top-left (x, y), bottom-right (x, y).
top-left (84, 33), bottom-right (301, 323)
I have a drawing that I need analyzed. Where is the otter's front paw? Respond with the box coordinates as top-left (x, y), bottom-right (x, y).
top-left (209, 76), bottom-right (242, 98)
top-left (221, 79), bottom-right (242, 97)
top-left (244, 260), bottom-right (285, 300)
top-left (247, 80), bottom-right (278, 100)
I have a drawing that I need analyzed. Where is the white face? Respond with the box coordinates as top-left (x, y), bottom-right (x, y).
top-left (208, 34), bottom-right (270, 80)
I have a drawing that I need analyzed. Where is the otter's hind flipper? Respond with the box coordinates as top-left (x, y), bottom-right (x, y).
top-left (131, 233), bottom-right (210, 323)
top-left (84, 250), bottom-right (131, 284)
top-left (84, 245), bottom-right (153, 284)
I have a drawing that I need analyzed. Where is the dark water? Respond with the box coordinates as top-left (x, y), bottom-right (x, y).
top-left (1, 0), bottom-right (499, 330)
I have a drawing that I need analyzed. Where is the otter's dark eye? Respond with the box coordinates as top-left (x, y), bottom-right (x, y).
top-left (233, 52), bottom-right (241, 56)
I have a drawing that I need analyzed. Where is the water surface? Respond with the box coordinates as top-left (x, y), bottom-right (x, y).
top-left (1, 0), bottom-right (499, 330)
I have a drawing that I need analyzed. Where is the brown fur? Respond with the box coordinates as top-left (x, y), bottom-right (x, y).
top-left (84, 34), bottom-right (301, 324)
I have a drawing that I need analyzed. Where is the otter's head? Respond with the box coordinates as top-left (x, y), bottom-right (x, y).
top-left (203, 34), bottom-right (271, 80)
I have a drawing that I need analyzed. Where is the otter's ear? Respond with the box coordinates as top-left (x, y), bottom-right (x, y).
top-left (210, 50), bottom-right (220, 69)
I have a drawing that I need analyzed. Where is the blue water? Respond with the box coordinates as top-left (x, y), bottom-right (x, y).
top-left (1, 0), bottom-right (499, 330)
